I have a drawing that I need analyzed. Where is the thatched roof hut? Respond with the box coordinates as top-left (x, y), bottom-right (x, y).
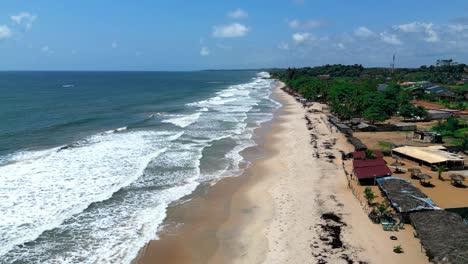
top-left (347, 137), bottom-right (367, 151)
top-left (410, 210), bottom-right (468, 264)
top-left (376, 177), bottom-right (440, 213)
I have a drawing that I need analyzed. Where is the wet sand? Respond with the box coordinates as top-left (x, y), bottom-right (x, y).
top-left (135, 82), bottom-right (429, 264)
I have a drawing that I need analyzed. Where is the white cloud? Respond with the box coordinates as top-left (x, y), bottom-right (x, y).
top-left (292, 32), bottom-right (312, 44)
top-left (336, 43), bottom-right (346, 49)
top-left (111, 41), bottom-right (118, 48)
top-left (354, 26), bottom-right (374, 38)
top-left (10, 12), bottom-right (37, 30)
top-left (278, 42), bottom-right (289, 50)
top-left (200, 46), bottom-right (210, 56)
top-left (213, 23), bottom-right (249, 38)
top-left (228, 8), bottom-right (248, 19)
top-left (448, 24), bottom-right (468, 32)
top-left (380, 32), bottom-right (402, 45)
top-left (394, 22), bottom-right (439, 43)
top-left (288, 19), bottom-right (323, 29)
top-left (0, 25), bottom-right (12, 40)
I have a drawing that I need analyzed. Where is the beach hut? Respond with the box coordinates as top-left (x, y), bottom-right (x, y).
top-left (376, 177), bottom-right (440, 221)
top-left (353, 158), bottom-right (391, 185)
top-left (352, 150), bottom-right (384, 160)
top-left (410, 210), bottom-right (468, 264)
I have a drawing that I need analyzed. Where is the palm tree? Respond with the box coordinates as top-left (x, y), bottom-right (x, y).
top-left (364, 187), bottom-right (376, 205)
top-left (364, 149), bottom-right (376, 160)
top-left (433, 164), bottom-right (448, 181)
top-left (377, 203), bottom-right (389, 217)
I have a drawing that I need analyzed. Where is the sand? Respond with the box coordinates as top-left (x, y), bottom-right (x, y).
top-left (135, 82), bottom-right (430, 264)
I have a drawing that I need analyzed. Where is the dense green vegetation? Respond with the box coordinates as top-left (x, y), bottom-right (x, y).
top-left (432, 117), bottom-right (468, 150)
top-left (271, 62), bottom-right (466, 122)
top-left (273, 67), bottom-right (427, 123)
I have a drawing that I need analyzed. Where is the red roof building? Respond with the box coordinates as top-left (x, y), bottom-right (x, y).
top-left (353, 158), bottom-right (386, 168)
top-left (352, 151), bottom-right (384, 160)
top-left (352, 157), bottom-right (392, 181)
top-left (354, 165), bottom-right (392, 180)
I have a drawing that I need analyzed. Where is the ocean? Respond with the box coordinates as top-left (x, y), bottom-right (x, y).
top-left (0, 71), bottom-right (280, 263)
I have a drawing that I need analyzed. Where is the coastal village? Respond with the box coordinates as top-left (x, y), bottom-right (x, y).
top-left (272, 62), bottom-right (468, 264)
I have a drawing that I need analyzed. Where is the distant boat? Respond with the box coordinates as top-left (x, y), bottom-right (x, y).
top-left (62, 84), bottom-right (75, 88)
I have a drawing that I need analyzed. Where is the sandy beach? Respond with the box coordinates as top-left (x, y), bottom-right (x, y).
top-left (135, 81), bottom-right (430, 264)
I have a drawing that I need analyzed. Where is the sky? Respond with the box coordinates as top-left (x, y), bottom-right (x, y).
top-left (1, 0), bottom-right (468, 70)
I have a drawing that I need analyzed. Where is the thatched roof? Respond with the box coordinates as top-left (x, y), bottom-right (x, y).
top-left (376, 177), bottom-right (440, 213)
top-left (410, 211), bottom-right (468, 264)
top-left (347, 137), bottom-right (367, 151)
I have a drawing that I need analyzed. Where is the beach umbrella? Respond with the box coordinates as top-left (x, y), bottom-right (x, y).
top-left (416, 174), bottom-right (432, 184)
top-left (449, 174), bottom-right (465, 182)
top-left (416, 174), bottom-right (432, 180)
top-left (390, 161), bottom-right (404, 173)
top-left (408, 168), bottom-right (421, 174)
top-left (390, 161), bottom-right (404, 166)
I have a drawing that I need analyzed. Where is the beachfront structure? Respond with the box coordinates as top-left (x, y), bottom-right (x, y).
top-left (391, 146), bottom-right (465, 170)
top-left (352, 158), bottom-right (391, 184)
top-left (410, 210), bottom-right (468, 264)
top-left (376, 177), bottom-right (440, 215)
top-left (352, 150), bottom-right (384, 160)
top-left (377, 177), bottom-right (468, 263)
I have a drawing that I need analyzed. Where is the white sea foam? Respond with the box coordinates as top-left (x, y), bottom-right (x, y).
top-left (0, 72), bottom-right (281, 263)
top-left (0, 130), bottom-right (183, 258)
top-left (161, 112), bottom-right (202, 128)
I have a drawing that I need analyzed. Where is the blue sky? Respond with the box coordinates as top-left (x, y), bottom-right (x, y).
top-left (1, 0), bottom-right (468, 70)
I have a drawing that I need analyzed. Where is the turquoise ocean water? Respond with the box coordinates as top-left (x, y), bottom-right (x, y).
top-left (0, 71), bottom-right (280, 263)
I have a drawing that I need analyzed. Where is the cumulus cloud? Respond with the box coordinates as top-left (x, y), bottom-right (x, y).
top-left (292, 32), bottom-right (312, 44)
top-left (380, 32), bottom-right (403, 45)
top-left (394, 22), bottom-right (439, 43)
top-left (354, 26), bottom-right (374, 38)
top-left (278, 42), bottom-right (289, 50)
top-left (213, 23), bottom-right (249, 38)
top-left (0, 25), bottom-right (12, 40)
top-left (228, 8), bottom-right (248, 19)
top-left (200, 46), bottom-right (210, 56)
top-left (10, 12), bottom-right (37, 30)
top-left (287, 19), bottom-right (324, 29)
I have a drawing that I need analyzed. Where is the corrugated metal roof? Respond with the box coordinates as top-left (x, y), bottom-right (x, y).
top-left (354, 165), bottom-right (392, 179)
top-left (353, 158), bottom-right (386, 168)
top-left (392, 146), bottom-right (464, 164)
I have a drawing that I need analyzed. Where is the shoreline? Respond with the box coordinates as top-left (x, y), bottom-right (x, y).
top-left (134, 81), bottom-right (429, 264)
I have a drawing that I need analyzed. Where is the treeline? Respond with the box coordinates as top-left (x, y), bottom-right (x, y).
top-left (271, 62), bottom-right (467, 85)
top-left (394, 64), bottom-right (467, 85)
top-left (271, 66), bottom-right (427, 123)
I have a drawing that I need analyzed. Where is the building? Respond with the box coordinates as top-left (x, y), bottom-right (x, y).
top-left (427, 109), bottom-right (457, 120)
top-left (352, 157), bottom-right (391, 184)
top-left (391, 146), bottom-right (465, 170)
top-left (352, 150), bottom-right (384, 160)
top-left (412, 130), bottom-right (442, 143)
top-left (393, 122), bottom-right (417, 131)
